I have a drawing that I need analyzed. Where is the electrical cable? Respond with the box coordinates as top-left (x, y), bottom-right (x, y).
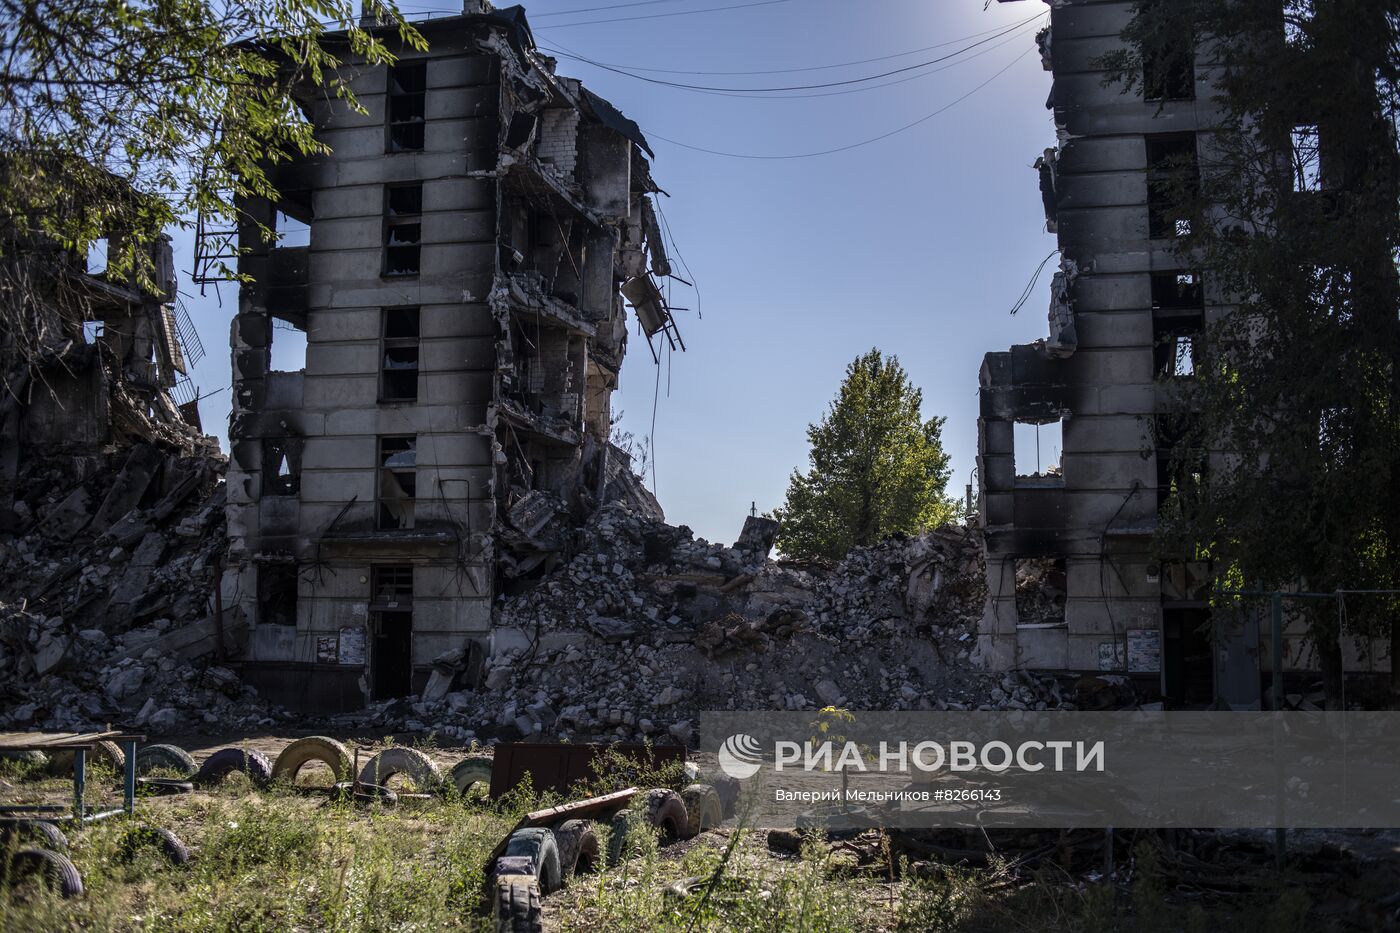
top-left (539, 16), bottom-right (1031, 91)
top-left (645, 44), bottom-right (1034, 159)
top-left (532, 0), bottom-right (790, 30)
top-left (1009, 249), bottom-right (1060, 315)
top-left (535, 12), bottom-right (1041, 75)
top-left (532, 0), bottom-right (703, 18)
top-left (541, 20), bottom-right (1038, 102)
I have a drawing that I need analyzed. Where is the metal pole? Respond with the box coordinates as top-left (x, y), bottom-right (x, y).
top-left (73, 748), bottom-right (86, 822)
top-left (122, 739), bottom-right (138, 815)
top-left (1271, 592), bottom-right (1286, 866)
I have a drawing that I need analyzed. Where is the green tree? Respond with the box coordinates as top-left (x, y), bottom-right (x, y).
top-left (771, 349), bottom-right (956, 560)
top-left (0, 0), bottom-right (423, 370)
top-left (1101, 0), bottom-right (1400, 704)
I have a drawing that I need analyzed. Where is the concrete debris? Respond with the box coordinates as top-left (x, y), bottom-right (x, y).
top-left (0, 442), bottom-right (287, 734)
top-left (319, 505), bottom-right (1093, 744)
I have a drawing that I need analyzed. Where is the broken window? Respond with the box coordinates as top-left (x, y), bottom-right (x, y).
top-left (1015, 557), bottom-right (1066, 626)
top-left (383, 184), bottom-right (422, 277)
top-left (86, 237), bottom-right (109, 275)
top-left (1157, 449), bottom-right (1207, 512)
top-left (1146, 134), bottom-right (1199, 239)
top-left (262, 436), bottom-right (303, 496)
top-left (1151, 273), bottom-right (1204, 379)
top-left (371, 564), bottom-right (414, 605)
top-left (1291, 124), bottom-right (1322, 191)
top-left (378, 436), bottom-right (416, 530)
top-left (274, 210), bottom-right (310, 248)
top-left (257, 564), bottom-right (299, 627)
top-left (387, 61), bottom-right (427, 152)
top-left (270, 319), bottom-right (308, 372)
top-left (379, 307), bottom-right (420, 402)
top-left (1142, 16), bottom-right (1195, 101)
top-left (1014, 419), bottom-right (1064, 483)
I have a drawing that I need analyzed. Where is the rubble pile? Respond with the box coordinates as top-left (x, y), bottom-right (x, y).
top-left (392, 505), bottom-right (1082, 744)
top-left (0, 444), bottom-right (285, 734)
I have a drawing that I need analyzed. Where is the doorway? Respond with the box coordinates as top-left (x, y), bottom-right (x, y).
top-left (1163, 607), bottom-right (1213, 707)
top-left (371, 610), bottom-right (413, 700)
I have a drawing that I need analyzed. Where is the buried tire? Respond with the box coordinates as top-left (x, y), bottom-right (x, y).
top-left (119, 825), bottom-right (191, 867)
top-left (0, 821), bottom-right (68, 851)
top-left (448, 753), bottom-right (493, 798)
top-left (679, 784), bottom-right (724, 838)
top-left (641, 788), bottom-right (687, 841)
top-left (501, 827), bottom-right (563, 895)
top-left (6, 848), bottom-right (83, 898)
top-left (493, 876), bottom-right (543, 933)
top-left (273, 736), bottom-right (352, 786)
top-left (46, 740), bottom-right (125, 776)
top-left (135, 744), bottom-right (197, 778)
top-left (193, 748), bottom-right (274, 788)
top-left (605, 809), bottom-right (650, 867)
top-left (357, 747), bottom-right (444, 793)
top-left (552, 819), bottom-right (600, 878)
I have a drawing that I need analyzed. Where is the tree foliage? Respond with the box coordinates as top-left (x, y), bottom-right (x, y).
top-left (0, 0), bottom-right (423, 364)
top-left (1101, 0), bottom-right (1400, 698)
top-left (771, 349), bottom-right (956, 560)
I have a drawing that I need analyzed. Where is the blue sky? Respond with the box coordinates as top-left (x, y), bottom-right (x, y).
top-left (175, 0), bottom-right (1058, 546)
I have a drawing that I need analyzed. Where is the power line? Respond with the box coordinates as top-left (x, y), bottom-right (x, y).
top-left (539, 16), bottom-right (1032, 91)
top-left (532, 0), bottom-right (791, 30)
top-left (532, 0), bottom-right (699, 18)
top-left (536, 12), bottom-right (1042, 76)
top-left (645, 44), bottom-right (1034, 159)
top-left (541, 18), bottom-right (1037, 101)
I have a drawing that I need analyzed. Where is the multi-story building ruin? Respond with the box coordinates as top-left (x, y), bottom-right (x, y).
top-left (219, 4), bottom-right (678, 710)
top-left (975, 0), bottom-right (1227, 703)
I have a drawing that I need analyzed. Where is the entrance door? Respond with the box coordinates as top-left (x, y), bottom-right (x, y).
top-left (371, 610), bottom-right (413, 700)
top-left (1163, 607), bottom-right (1214, 707)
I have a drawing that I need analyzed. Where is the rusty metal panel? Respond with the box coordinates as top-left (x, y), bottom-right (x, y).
top-left (488, 742), bottom-right (685, 798)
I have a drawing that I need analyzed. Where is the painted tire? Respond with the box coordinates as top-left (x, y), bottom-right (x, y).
top-left (679, 783), bottom-right (723, 838)
top-left (272, 737), bottom-right (352, 785)
top-left (0, 820), bottom-right (67, 851)
top-left (135, 744), bottom-right (197, 778)
top-left (356, 747), bottom-right (444, 793)
top-left (119, 825), bottom-right (191, 867)
top-left (710, 774), bottom-right (741, 818)
top-left (8, 848), bottom-right (83, 898)
top-left (448, 754), bottom-right (493, 797)
top-left (641, 788), bottom-right (687, 841)
top-left (192, 748), bottom-right (273, 788)
top-left (46, 740), bottom-right (125, 776)
top-left (551, 819), bottom-right (599, 878)
top-left (501, 827), bottom-right (562, 895)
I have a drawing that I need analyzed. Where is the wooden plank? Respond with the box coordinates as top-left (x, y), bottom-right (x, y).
top-left (0, 730), bottom-right (140, 750)
top-left (485, 787), bottom-right (638, 868)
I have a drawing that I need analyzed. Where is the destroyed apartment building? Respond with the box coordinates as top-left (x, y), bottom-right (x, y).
top-left (975, 0), bottom-right (1386, 706)
top-left (218, 4), bottom-right (683, 711)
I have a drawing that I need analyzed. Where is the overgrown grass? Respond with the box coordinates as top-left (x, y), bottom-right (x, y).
top-left (0, 764), bottom-right (1342, 933)
top-left (0, 775), bottom-right (515, 932)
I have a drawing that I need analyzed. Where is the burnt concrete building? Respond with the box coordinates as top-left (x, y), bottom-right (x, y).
top-left (218, 4), bottom-right (678, 710)
top-left (975, 0), bottom-right (1228, 701)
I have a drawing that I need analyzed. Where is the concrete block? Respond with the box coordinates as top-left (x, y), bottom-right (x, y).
top-left (429, 55), bottom-right (495, 88)
top-left (302, 373), bottom-right (378, 409)
top-left (420, 336), bottom-right (495, 372)
top-left (301, 436), bottom-right (376, 471)
top-left (306, 342), bottom-right (379, 377)
top-left (1055, 172), bottom-right (1148, 210)
top-left (297, 468), bottom-right (376, 504)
